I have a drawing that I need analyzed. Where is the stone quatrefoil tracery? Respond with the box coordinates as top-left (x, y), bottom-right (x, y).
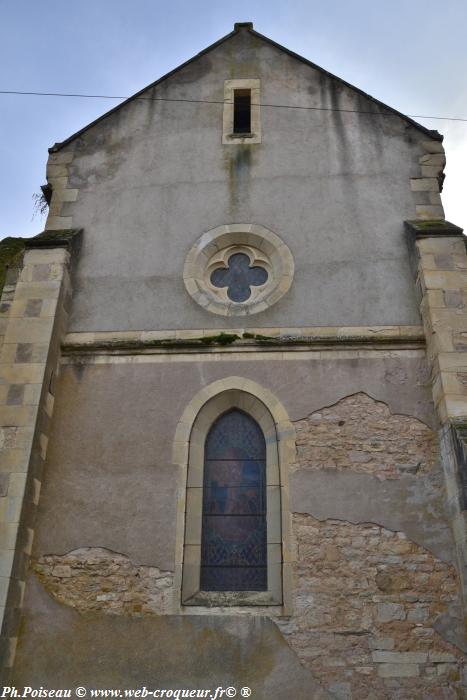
top-left (210, 253), bottom-right (268, 302)
top-left (183, 224), bottom-right (294, 316)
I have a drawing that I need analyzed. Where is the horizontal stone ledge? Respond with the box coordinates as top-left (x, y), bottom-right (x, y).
top-left (24, 228), bottom-right (82, 250)
top-left (405, 219), bottom-right (465, 238)
top-left (61, 325), bottom-right (426, 355)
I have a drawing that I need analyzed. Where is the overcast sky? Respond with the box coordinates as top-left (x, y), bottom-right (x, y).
top-left (1, 0), bottom-right (466, 241)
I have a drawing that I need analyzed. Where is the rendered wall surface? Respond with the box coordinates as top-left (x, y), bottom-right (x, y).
top-left (46, 28), bottom-right (433, 332)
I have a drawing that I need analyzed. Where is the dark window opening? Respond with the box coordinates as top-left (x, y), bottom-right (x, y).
top-left (210, 253), bottom-right (268, 302)
top-left (200, 409), bottom-right (267, 591)
top-left (233, 90), bottom-right (251, 134)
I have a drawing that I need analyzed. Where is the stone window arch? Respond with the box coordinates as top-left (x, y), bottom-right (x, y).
top-left (176, 382), bottom-right (293, 609)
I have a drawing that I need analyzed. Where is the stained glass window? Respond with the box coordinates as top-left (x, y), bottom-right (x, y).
top-left (200, 409), bottom-right (267, 591)
top-left (210, 253), bottom-right (268, 302)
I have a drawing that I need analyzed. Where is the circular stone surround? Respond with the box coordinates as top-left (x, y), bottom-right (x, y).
top-left (183, 224), bottom-right (294, 316)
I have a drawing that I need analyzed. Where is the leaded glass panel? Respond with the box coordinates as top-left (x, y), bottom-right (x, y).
top-left (200, 409), bottom-right (267, 592)
top-left (210, 253), bottom-right (268, 303)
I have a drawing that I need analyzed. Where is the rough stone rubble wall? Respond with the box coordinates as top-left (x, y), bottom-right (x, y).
top-left (288, 393), bottom-right (465, 699)
top-left (293, 392), bottom-right (437, 478)
top-left (281, 516), bottom-right (461, 700)
top-left (33, 548), bottom-right (173, 615)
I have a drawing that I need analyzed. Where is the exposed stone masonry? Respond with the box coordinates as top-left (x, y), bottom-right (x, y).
top-left (279, 515), bottom-right (464, 700)
top-left (44, 151), bottom-right (78, 231)
top-left (406, 221), bottom-right (467, 618)
top-left (410, 139), bottom-right (445, 221)
top-left (293, 393), bottom-right (438, 479)
top-left (33, 548), bottom-right (174, 615)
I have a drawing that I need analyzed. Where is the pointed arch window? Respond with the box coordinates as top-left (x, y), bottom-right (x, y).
top-left (181, 390), bottom-right (283, 607)
top-left (201, 409), bottom-right (267, 591)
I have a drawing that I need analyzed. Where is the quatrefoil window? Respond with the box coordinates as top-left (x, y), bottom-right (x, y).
top-left (210, 253), bottom-right (268, 302)
top-left (183, 224), bottom-right (294, 316)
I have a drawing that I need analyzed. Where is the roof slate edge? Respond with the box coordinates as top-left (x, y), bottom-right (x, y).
top-left (49, 24), bottom-right (442, 153)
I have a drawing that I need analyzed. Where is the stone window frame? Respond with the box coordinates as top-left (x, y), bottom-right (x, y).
top-left (222, 79), bottom-right (261, 145)
top-left (172, 377), bottom-right (294, 614)
top-left (183, 224), bottom-right (294, 317)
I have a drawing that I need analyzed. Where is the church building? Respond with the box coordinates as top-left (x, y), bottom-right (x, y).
top-left (1, 21), bottom-right (467, 699)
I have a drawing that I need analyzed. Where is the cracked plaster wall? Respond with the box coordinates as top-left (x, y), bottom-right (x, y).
top-left (290, 393), bottom-right (454, 562)
top-left (286, 392), bottom-right (466, 697)
top-left (15, 358), bottom-right (467, 697)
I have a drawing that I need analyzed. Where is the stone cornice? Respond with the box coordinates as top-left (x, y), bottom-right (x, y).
top-left (24, 228), bottom-right (83, 250)
top-left (405, 219), bottom-right (464, 240)
top-left (62, 325), bottom-right (425, 355)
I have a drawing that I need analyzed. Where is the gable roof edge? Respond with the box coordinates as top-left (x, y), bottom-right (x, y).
top-left (248, 26), bottom-right (442, 142)
top-left (49, 26), bottom-right (239, 153)
top-left (49, 23), bottom-right (442, 153)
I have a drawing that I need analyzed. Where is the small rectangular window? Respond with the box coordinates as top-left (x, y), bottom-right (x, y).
top-left (223, 79), bottom-right (261, 144)
top-left (233, 90), bottom-right (251, 134)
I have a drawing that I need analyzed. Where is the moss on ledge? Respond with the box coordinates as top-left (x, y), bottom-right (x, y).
top-left (405, 219), bottom-right (464, 237)
top-left (200, 333), bottom-right (240, 345)
top-left (410, 220), bottom-right (446, 229)
top-left (62, 329), bottom-right (425, 355)
top-left (64, 334), bottom-right (243, 353)
top-left (242, 332), bottom-right (276, 342)
top-left (25, 228), bottom-right (82, 249)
